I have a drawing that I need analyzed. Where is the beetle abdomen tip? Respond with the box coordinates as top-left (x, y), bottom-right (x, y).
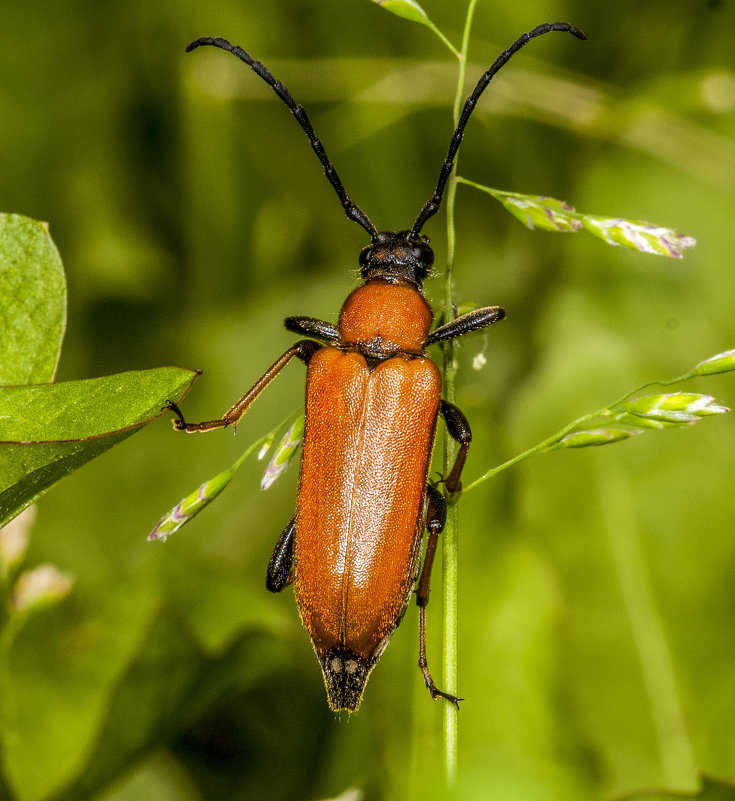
top-left (319, 647), bottom-right (376, 712)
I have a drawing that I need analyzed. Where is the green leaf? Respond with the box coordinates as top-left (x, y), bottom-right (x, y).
top-left (370, 0), bottom-right (458, 55)
top-left (460, 183), bottom-right (696, 258)
top-left (0, 213), bottom-right (66, 385)
top-left (371, 0), bottom-right (431, 25)
top-left (560, 426), bottom-right (641, 448)
top-left (0, 368), bottom-right (199, 527)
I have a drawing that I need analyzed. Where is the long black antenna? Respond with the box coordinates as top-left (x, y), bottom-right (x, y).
top-left (411, 22), bottom-right (586, 237)
top-left (186, 36), bottom-right (380, 240)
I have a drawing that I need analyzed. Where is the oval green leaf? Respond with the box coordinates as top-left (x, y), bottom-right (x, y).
top-left (0, 213), bottom-right (67, 385)
top-left (0, 367), bottom-right (199, 527)
top-left (560, 426), bottom-right (641, 448)
top-left (372, 0), bottom-right (430, 25)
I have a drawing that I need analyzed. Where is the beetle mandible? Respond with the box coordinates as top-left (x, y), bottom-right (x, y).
top-left (169, 22), bottom-right (585, 711)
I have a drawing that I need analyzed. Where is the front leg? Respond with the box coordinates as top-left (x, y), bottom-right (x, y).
top-left (425, 305), bottom-right (505, 346)
top-left (284, 316), bottom-right (339, 343)
top-left (427, 306), bottom-right (500, 492)
top-left (167, 339), bottom-right (320, 433)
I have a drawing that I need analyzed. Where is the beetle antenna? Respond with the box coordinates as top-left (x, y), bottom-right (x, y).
top-left (411, 22), bottom-right (586, 237)
top-left (187, 36), bottom-right (380, 239)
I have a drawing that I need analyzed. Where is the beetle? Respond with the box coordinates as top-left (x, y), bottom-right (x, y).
top-left (168, 22), bottom-right (585, 711)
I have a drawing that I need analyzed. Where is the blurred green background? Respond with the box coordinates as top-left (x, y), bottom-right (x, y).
top-left (2, 0), bottom-right (735, 799)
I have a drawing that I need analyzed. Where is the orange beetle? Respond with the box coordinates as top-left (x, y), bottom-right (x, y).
top-left (170, 23), bottom-right (584, 711)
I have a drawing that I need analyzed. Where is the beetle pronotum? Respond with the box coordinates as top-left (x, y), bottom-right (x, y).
top-left (170, 22), bottom-right (585, 711)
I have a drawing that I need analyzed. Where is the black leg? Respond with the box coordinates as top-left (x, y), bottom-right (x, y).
top-left (439, 400), bottom-right (472, 495)
top-left (285, 316), bottom-right (340, 343)
top-left (416, 484), bottom-right (462, 707)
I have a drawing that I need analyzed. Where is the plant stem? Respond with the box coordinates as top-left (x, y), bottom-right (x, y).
top-left (440, 0), bottom-right (478, 785)
top-left (430, 24), bottom-right (462, 59)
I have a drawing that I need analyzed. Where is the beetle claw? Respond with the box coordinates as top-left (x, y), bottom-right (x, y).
top-left (163, 400), bottom-right (188, 430)
top-left (427, 680), bottom-right (463, 708)
top-left (430, 473), bottom-right (462, 504)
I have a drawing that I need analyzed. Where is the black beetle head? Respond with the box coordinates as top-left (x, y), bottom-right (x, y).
top-left (358, 231), bottom-right (434, 286)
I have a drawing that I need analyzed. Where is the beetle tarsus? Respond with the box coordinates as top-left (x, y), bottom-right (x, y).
top-left (432, 472), bottom-right (463, 503)
top-left (418, 603), bottom-right (462, 708)
top-left (163, 399), bottom-right (182, 417)
top-left (426, 679), bottom-right (463, 708)
top-left (163, 400), bottom-right (188, 430)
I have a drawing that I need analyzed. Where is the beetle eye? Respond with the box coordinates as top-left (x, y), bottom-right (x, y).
top-left (412, 241), bottom-right (433, 279)
top-left (358, 246), bottom-right (371, 269)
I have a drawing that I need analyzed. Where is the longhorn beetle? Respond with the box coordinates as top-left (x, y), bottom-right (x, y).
top-left (169, 22), bottom-right (585, 711)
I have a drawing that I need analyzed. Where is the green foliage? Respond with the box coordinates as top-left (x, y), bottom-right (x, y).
top-left (0, 215), bottom-right (199, 527)
top-left (0, 214), bottom-right (202, 799)
top-left (0, 368), bottom-right (199, 528)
